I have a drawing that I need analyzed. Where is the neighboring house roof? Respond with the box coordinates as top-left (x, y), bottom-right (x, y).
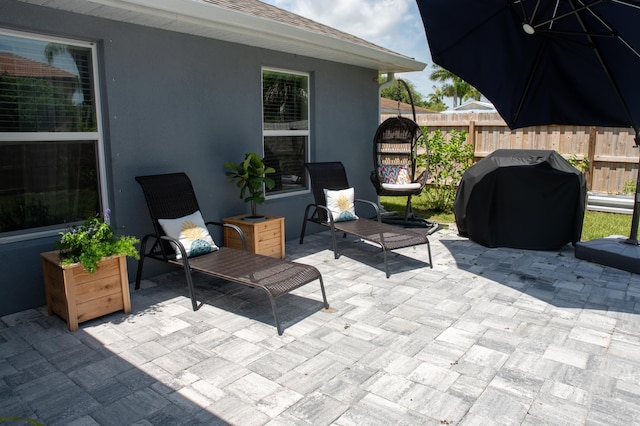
top-left (0, 52), bottom-right (76, 79)
top-left (19, 0), bottom-right (426, 73)
top-left (380, 97), bottom-right (435, 115)
top-left (449, 100), bottom-right (496, 112)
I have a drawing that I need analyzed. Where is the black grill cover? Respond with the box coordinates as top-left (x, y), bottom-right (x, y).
top-left (454, 149), bottom-right (586, 250)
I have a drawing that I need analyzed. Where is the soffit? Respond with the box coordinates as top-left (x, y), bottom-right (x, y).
top-left (19, 0), bottom-right (426, 73)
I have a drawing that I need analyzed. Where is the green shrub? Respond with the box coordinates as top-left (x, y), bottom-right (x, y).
top-left (567, 153), bottom-right (589, 174)
top-left (624, 180), bottom-right (636, 195)
top-left (417, 129), bottom-right (473, 212)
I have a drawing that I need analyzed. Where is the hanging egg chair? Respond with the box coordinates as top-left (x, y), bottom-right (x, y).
top-left (370, 79), bottom-right (439, 231)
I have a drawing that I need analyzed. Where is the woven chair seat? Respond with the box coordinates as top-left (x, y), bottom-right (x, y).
top-left (179, 247), bottom-right (321, 298)
top-left (329, 218), bottom-right (428, 251)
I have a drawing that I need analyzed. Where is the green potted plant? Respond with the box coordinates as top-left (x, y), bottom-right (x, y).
top-left (225, 152), bottom-right (276, 220)
top-left (55, 209), bottom-right (140, 273)
top-left (41, 209), bottom-right (140, 331)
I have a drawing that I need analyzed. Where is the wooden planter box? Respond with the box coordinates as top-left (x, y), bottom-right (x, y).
top-left (223, 215), bottom-right (285, 258)
top-left (40, 251), bottom-right (132, 331)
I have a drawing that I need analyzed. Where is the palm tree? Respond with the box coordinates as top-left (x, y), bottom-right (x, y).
top-left (424, 86), bottom-right (447, 112)
top-left (429, 64), bottom-right (481, 108)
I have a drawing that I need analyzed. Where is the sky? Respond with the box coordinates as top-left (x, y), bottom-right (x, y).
top-left (260, 0), bottom-right (435, 102)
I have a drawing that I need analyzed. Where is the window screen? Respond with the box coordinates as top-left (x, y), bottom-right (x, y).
top-left (262, 68), bottom-right (309, 195)
top-left (0, 30), bottom-right (102, 238)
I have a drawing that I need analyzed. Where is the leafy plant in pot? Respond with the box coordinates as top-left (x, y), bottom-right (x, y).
top-left (224, 152), bottom-right (276, 220)
top-left (56, 209), bottom-right (140, 272)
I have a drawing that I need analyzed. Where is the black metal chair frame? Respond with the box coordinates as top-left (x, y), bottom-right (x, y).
top-left (135, 172), bottom-right (329, 335)
top-left (300, 162), bottom-right (432, 278)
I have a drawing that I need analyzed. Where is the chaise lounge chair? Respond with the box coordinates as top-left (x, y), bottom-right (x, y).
top-left (300, 162), bottom-right (432, 278)
top-left (135, 172), bottom-right (328, 335)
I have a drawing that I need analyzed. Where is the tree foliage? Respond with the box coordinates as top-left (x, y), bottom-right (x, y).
top-left (429, 64), bottom-right (481, 108)
top-left (380, 78), bottom-right (423, 105)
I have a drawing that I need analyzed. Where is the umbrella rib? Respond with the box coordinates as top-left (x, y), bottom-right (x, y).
top-left (611, 0), bottom-right (640, 10)
top-left (515, 0), bottom-right (542, 24)
top-left (535, 28), bottom-right (614, 38)
top-left (580, 0), bottom-right (640, 58)
top-left (532, 0), bottom-right (605, 29)
top-left (570, 0), bottom-right (639, 132)
top-left (513, 39), bottom-right (548, 126)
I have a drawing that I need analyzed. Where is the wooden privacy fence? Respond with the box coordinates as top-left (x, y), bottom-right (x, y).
top-left (382, 112), bottom-right (639, 194)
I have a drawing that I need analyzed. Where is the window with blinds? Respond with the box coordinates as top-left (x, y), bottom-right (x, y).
top-left (0, 30), bottom-right (104, 240)
top-left (262, 68), bottom-right (309, 195)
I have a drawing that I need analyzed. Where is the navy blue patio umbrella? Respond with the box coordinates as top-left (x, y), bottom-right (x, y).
top-left (416, 0), bottom-right (640, 272)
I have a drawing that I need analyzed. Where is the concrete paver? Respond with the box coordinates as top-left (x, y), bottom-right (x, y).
top-left (2, 227), bottom-right (640, 425)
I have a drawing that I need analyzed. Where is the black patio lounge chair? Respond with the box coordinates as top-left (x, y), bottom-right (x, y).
top-left (135, 172), bottom-right (328, 335)
top-left (300, 162), bottom-right (432, 278)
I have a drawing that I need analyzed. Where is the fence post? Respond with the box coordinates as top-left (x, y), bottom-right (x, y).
top-left (468, 120), bottom-right (476, 148)
top-left (587, 126), bottom-right (596, 190)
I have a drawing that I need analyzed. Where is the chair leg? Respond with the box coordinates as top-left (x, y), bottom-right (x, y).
top-left (382, 248), bottom-right (390, 278)
top-left (300, 205), bottom-right (315, 244)
top-left (319, 276), bottom-right (329, 309)
top-left (178, 259), bottom-right (199, 311)
top-left (135, 235), bottom-right (151, 290)
top-left (330, 229), bottom-right (340, 259)
top-left (427, 240), bottom-right (433, 269)
top-left (268, 276), bottom-right (329, 336)
top-left (267, 295), bottom-right (283, 336)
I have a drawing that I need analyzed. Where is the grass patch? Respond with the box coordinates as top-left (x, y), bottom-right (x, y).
top-left (380, 196), bottom-right (454, 226)
top-left (381, 195), bottom-right (633, 242)
top-left (581, 210), bottom-right (632, 241)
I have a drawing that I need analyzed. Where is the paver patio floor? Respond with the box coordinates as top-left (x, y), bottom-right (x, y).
top-left (2, 227), bottom-right (640, 425)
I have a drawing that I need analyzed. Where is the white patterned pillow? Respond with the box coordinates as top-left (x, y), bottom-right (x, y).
top-left (396, 165), bottom-right (411, 184)
top-left (324, 188), bottom-right (359, 222)
top-left (158, 211), bottom-right (219, 259)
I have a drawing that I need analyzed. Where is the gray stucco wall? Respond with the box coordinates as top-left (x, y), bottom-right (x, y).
top-left (0, 0), bottom-right (381, 316)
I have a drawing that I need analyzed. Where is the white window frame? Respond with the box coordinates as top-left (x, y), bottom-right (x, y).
top-left (262, 67), bottom-right (311, 200)
top-left (0, 29), bottom-right (107, 243)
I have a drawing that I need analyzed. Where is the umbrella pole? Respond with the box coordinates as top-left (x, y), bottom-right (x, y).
top-left (626, 132), bottom-right (640, 245)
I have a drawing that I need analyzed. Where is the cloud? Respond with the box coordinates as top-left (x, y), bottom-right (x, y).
top-left (262, 0), bottom-right (436, 100)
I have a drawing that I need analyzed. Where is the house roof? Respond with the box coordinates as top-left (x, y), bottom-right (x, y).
top-left (380, 97), bottom-right (434, 115)
top-left (454, 100), bottom-right (496, 111)
top-left (0, 52), bottom-right (77, 79)
top-left (20, 0), bottom-right (426, 73)
top-left (442, 100), bottom-right (497, 113)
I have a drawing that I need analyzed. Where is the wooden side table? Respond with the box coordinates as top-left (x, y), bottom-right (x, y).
top-left (223, 215), bottom-right (285, 259)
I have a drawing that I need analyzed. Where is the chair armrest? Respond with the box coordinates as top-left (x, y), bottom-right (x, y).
top-left (354, 198), bottom-right (382, 222)
top-left (315, 204), bottom-right (336, 224)
top-left (159, 235), bottom-right (190, 260)
top-left (205, 220), bottom-right (248, 251)
top-left (414, 170), bottom-right (427, 185)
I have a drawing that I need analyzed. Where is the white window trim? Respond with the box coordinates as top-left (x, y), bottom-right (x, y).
top-left (0, 29), bottom-right (107, 244)
top-left (261, 67), bottom-right (311, 200)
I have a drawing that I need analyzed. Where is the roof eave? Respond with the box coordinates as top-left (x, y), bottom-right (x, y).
top-left (20, 0), bottom-right (426, 73)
